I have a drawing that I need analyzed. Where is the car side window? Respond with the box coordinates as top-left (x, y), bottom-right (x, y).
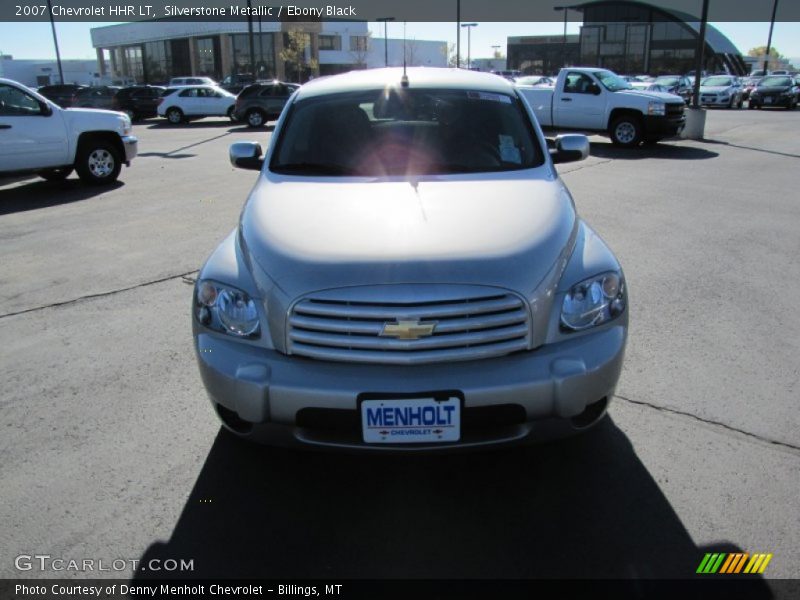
top-left (563, 72), bottom-right (595, 94)
top-left (259, 86), bottom-right (276, 97)
top-left (179, 88), bottom-right (198, 98)
top-left (0, 84), bottom-right (44, 116)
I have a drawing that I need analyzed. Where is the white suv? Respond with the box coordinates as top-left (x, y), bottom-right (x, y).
top-left (158, 85), bottom-right (237, 124)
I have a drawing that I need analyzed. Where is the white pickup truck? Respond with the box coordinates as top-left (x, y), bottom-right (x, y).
top-left (0, 78), bottom-right (138, 185)
top-left (517, 67), bottom-right (687, 147)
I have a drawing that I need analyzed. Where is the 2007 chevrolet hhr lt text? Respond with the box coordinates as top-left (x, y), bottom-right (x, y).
top-left (192, 68), bottom-right (628, 451)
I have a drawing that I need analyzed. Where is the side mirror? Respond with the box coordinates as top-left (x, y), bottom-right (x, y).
top-left (229, 141), bottom-right (264, 170)
top-left (589, 83), bottom-right (602, 95)
top-left (550, 134), bottom-right (589, 164)
top-left (39, 101), bottom-right (53, 116)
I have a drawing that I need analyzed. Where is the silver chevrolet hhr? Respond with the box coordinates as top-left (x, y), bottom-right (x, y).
top-left (193, 68), bottom-right (628, 451)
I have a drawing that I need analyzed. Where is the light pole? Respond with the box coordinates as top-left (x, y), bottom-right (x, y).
top-left (456, 0), bottom-right (461, 69)
top-left (763, 0), bottom-right (779, 74)
top-left (377, 17), bottom-right (395, 67)
top-left (45, 0), bottom-right (64, 84)
top-left (461, 23), bottom-right (477, 70)
top-left (554, 6), bottom-right (569, 72)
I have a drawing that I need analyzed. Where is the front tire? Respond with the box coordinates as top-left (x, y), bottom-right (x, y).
top-left (166, 107), bottom-right (184, 124)
top-left (74, 140), bottom-right (121, 185)
top-left (610, 115), bottom-right (643, 148)
top-left (227, 106), bottom-right (236, 122)
top-left (246, 109), bottom-right (266, 128)
top-left (39, 167), bottom-right (73, 181)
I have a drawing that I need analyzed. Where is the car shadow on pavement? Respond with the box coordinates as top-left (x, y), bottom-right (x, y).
top-left (589, 142), bottom-right (719, 161)
top-left (0, 178), bottom-right (123, 215)
top-left (133, 416), bottom-right (773, 593)
top-left (146, 121), bottom-right (275, 134)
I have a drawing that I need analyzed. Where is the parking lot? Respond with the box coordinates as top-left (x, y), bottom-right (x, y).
top-left (1, 108), bottom-right (799, 587)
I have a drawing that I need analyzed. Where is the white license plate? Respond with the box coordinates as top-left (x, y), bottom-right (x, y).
top-left (764, 97), bottom-right (772, 104)
top-left (361, 397), bottom-right (461, 444)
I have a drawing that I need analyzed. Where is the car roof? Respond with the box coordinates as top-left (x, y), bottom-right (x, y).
top-left (294, 67), bottom-right (516, 101)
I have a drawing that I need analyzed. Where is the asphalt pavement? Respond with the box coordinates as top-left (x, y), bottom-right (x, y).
top-left (1, 109), bottom-right (798, 590)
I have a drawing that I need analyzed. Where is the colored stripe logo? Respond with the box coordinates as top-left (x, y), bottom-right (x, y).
top-left (697, 553), bottom-right (773, 574)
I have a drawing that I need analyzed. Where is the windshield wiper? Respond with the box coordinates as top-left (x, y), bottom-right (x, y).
top-left (271, 162), bottom-right (357, 175)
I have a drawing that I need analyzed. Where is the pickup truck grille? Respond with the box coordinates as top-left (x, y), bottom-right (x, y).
top-left (665, 103), bottom-right (685, 117)
top-left (288, 290), bottom-right (531, 365)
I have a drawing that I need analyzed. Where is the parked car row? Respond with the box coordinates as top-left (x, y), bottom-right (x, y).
top-left (34, 77), bottom-right (299, 127)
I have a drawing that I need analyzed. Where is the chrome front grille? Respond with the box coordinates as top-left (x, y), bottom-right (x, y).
top-left (288, 289), bottom-right (530, 365)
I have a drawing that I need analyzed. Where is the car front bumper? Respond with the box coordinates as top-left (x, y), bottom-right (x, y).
top-left (194, 324), bottom-right (626, 452)
top-left (121, 135), bottom-right (138, 164)
top-left (643, 114), bottom-right (686, 138)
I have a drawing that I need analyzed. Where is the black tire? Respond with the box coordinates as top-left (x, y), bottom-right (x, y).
top-left (748, 102), bottom-right (756, 110)
top-left (166, 107), bottom-right (184, 124)
top-left (74, 139), bottom-right (122, 185)
top-left (609, 114), bottom-right (643, 148)
top-left (246, 108), bottom-right (266, 128)
top-left (737, 98), bottom-right (743, 109)
top-left (39, 167), bottom-right (73, 181)
top-left (227, 106), bottom-right (236, 121)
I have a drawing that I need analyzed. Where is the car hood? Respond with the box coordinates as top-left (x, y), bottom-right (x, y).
top-left (62, 107), bottom-right (130, 134)
top-left (754, 85), bottom-right (793, 93)
top-left (617, 89), bottom-right (685, 103)
top-left (240, 171), bottom-right (577, 301)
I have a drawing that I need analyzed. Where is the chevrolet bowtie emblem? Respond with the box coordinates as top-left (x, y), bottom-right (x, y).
top-left (380, 319), bottom-right (438, 340)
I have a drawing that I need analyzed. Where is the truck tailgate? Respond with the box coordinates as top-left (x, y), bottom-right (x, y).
top-left (517, 86), bottom-right (554, 127)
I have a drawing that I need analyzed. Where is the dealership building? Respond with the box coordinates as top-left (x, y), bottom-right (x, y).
top-left (508, 0), bottom-right (747, 76)
top-left (90, 21), bottom-right (446, 84)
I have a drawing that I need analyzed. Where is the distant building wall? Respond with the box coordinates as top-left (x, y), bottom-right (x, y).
top-left (0, 56), bottom-right (103, 87)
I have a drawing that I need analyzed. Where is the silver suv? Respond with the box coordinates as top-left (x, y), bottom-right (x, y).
top-left (192, 68), bottom-right (628, 451)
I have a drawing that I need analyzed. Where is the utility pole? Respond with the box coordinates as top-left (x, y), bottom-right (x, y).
top-left (45, 0), bottom-right (64, 84)
top-left (246, 0), bottom-right (256, 79)
top-left (554, 6), bottom-right (568, 71)
top-left (377, 17), bottom-right (394, 67)
top-left (691, 0), bottom-right (709, 108)
top-left (456, 0), bottom-right (460, 68)
top-left (763, 0), bottom-right (779, 74)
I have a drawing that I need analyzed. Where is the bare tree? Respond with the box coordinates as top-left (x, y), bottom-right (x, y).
top-left (349, 31), bottom-right (372, 69)
top-left (445, 42), bottom-right (461, 68)
top-left (404, 37), bottom-right (419, 67)
top-left (279, 30), bottom-right (318, 83)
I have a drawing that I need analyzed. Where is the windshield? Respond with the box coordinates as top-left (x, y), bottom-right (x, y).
top-left (270, 88), bottom-right (544, 176)
top-left (655, 76), bottom-right (680, 86)
top-left (702, 76), bottom-right (733, 86)
top-left (759, 76), bottom-right (792, 87)
top-left (595, 70), bottom-right (632, 91)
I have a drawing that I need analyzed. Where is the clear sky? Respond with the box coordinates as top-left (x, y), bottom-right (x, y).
top-left (0, 21), bottom-right (798, 63)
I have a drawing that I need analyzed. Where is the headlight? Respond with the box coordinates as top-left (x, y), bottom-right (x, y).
top-left (194, 280), bottom-right (260, 338)
top-left (781, 90), bottom-right (794, 96)
top-left (560, 272), bottom-right (626, 332)
top-left (647, 101), bottom-right (665, 116)
top-left (119, 115), bottom-right (132, 135)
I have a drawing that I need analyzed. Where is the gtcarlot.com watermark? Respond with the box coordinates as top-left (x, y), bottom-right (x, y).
top-left (15, 554), bottom-right (194, 573)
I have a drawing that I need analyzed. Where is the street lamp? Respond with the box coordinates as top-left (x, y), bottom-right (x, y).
top-left (554, 6), bottom-right (569, 72)
top-left (460, 23), bottom-right (477, 70)
top-left (763, 0), bottom-right (780, 74)
top-left (377, 17), bottom-right (395, 67)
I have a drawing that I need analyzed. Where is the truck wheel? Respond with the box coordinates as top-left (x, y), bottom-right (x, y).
top-left (610, 115), bottom-right (642, 147)
top-left (166, 107), bottom-right (184, 124)
top-left (75, 140), bottom-right (122, 185)
top-left (246, 109), bottom-right (266, 128)
top-left (227, 106), bottom-right (236, 121)
top-left (39, 167), bottom-right (73, 181)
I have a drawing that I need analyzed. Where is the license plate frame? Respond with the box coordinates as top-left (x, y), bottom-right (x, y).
top-left (359, 393), bottom-right (462, 444)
